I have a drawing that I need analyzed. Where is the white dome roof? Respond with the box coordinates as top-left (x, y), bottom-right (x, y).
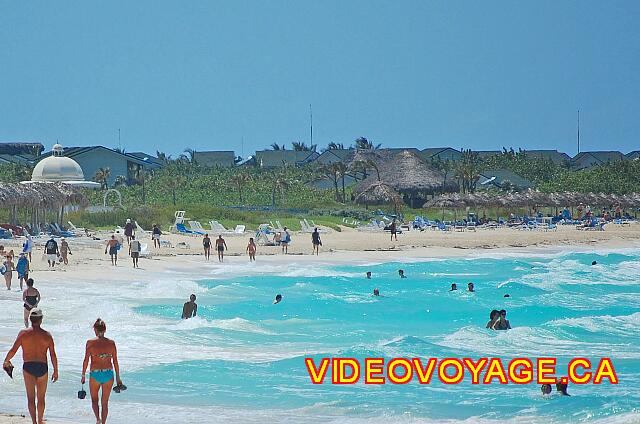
top-left (32, 154), bottom-right (85, 182)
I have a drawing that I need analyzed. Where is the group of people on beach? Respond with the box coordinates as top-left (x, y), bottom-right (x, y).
top-left (3, 308), bottom-right (124, 424)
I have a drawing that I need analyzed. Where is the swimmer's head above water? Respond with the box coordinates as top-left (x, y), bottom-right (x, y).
top-left (366, 272), bottom-right (372, 279)
top-left (450, 283), bottom-right (457, 291)
top-left (541, 384), bottom-right (552, 395)
top-left (273, 294), bottom-right (282, 304)
top-left (467, 282), bottom-right (475, 292)
top-left (373, 288), bottom-right (380, 296)
top-left (398, 269), bottom-right (406, 278)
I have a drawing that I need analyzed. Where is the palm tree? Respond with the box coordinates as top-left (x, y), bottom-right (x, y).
top-left (93, 167), bottom-right (111, 189)
top-left (270, 143), bottom-right (285, 151)
top-left (350, 159), bottom-right (380, 181)
top-left (182, 148), bottom-right (197, 165)
top-left (324, 142), bottom-right (345, 151)
top-left (353, 137), bottom-right (381, 150)
top-left (270, 174), bottom-right (290, 206)
top-left (161, 174), bottom-right (185, 206)
top-left (229, 172), bottom-right (251, 203)
top-left (431, 157), bottom-right (454, 193)
top-left (292, 141), bottom-right (317, 152)
top-left (321, 163), bottom-right (348, 202)
top-left (454, 149), bottom-right (482, 193)
top-left (156, 150), bottom-right (172, 163)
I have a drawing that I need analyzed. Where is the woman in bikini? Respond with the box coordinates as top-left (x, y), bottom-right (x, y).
top-left (3, 254), bottom-right (15, 290)
top-left (81, 319), bottom-right (123, 424)
top-left (22, 278), bottom-right (40, 328)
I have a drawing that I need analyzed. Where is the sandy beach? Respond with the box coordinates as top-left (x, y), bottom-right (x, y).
top-left (1, 224), bottom-right (639, 424)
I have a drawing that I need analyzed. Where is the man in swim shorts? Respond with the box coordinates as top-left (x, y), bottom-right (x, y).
top-left (44, 237), bottom-right (58, 268)
top-left (311, 228), bottom-right (322, 255)
top-left (129, 236), bottom-right (141, 268)
top-left (215, 235), bottom-right (227, 262)
top-left (182, 294), bottom-right (198, 319)
top-left (105, 235), bottom-right (119, 266)
top-left (3, 308), bottom-right (58, 424)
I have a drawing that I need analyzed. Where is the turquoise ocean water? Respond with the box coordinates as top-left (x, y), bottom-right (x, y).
top-left (124, 251), bottom-right (639, 423)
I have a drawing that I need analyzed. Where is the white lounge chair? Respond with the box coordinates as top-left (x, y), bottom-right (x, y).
top-left (67, 221), bottom-right (85, 234)
top-left (139, 243), bottom-right (151, 257)
top-left (233, 225), bottom-right (246, 234)
top-left (189, 221), bottom-right (208, 234)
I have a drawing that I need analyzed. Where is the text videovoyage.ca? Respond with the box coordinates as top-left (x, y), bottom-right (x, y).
top-left (305, 357), bottom-right (618, 385)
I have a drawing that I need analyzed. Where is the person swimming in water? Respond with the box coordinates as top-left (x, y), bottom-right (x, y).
top-left (373, 288), bottom-right (380, 296)
top-left (203, 234), bottom-right (212, 260)
top-left (556, 382), bottom-right (570, 396)
top-left (182, 294), bottom-right (198, 319)
top-left (450, 283), bottom-right (457, 291)
top-left (491, 309), bottom-right (511, 330)
top-left (467, 282), bottom-right (475, 292)
top-left (3, 308), bottom-right (59, 424)
top-left (273, 294), bottom-right (282, 304)
top-left (22, 278), bottom-right (40, 328)
top-left (541, 384), bottom-right (552, 395)
top-left (81, 318), bottom-right (123, 424)
top-left (246, 237), bottom-right (257, 261)
top-left (215, 235), bottom-right (227, 262)
top-left (366, 272), bottom-right (372, 279)
top-left (591, 260), bottom-right (597, 266)
top-left (486, 310), bottom-right (499, 329)
top-left (398, 269), bottom-right (407, 278)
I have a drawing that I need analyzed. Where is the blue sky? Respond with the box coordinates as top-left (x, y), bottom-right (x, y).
top-left (1, 1), bottom-right (639, 157)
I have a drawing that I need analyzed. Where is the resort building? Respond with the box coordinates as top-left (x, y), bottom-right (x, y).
top-left (192, 151), bottom-right (236, 167)
top-left (35, 145), bottom-right (155, 187)
top-left (478, 169), bottom-right (534, 191)
top-left (254, 150), bottom-right (320, 168)
top-left (570, 151), bottom-right (627, 170)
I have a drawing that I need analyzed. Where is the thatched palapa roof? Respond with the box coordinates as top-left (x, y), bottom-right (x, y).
top-left (355, 150), bottom-right (458, 195)
top-left (354, 181), bottom-right (403, 206)
top-left (0, 182), bottom-right (87, 209)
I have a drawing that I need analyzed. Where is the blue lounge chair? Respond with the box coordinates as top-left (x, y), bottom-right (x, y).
top-left (176, 223), bottom-right (197, 235)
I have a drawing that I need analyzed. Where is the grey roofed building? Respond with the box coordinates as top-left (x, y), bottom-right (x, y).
top-left (36, 145), bottom-right (154, 187)
top-left (315, 149), bottom-right (353, 165)
top-left (626, 151), bottom-right (640, 160)
top-left (475, 150), bottom-right (503, 159)
top-left (419, 147), bottom-right (462, 162)
top-left (570, 151), bottom-right (626, 170)
top-left (0, 153), bottom-right (33, 165)
top-left (0, 141), bottom-right (44, 157)
top-left (521, 149), bottom-right (572, 164)
top-left (128, 152), bottom-right (165, 167)
top-left (254, 150), bottom-right (320, 167)
top-left (192, 151), bottom-right (236, 167)
top-left (478, 169), bottom-right (534, 190)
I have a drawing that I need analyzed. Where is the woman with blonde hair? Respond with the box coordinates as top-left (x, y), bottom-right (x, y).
top-left (81, 319), bottom-right (124, 424)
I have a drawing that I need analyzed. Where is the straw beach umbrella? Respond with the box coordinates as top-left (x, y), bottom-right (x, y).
top-left (354, 181), bottom-right (404, 212)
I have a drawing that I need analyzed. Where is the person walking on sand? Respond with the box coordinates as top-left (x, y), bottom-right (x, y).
top-left (215, 235), bottom-right (227, 262)
top-left (23, 234), bottom-right (34, 262)
top-left (203, 234), bottom-right (212, 260)
top-left (16, 253), bottom-right (30, 290)
top-left (3, 308), bottom-right (59, 424)
top-left (390, 220), bottom-right (398, 242)
top-left (182, 294), bottom-right (198, 319)
top-left (44, 237), bottom-right (58, 268)
top-left (129, 236), bottom-right (141, 268)
top-left (246, 237), bottom-right (257, 261)
top-left (81, 319), bottom-right (123, 424)
top-left (105, 235), bottom-right (119, 266)
top-left (311, 228), bottom-right (322, 256)
top-left (60, 237), bottom-right (71, 265)
top-left (3, 254), bottom-right (15, 290)
top-left (152, 224), bottom-right (162, 248)
top-left (281, 227), bottom-right (291, 254)
top-left (22, 279), bottom-right (40, 328)
top-left (123, 219), bottom-right (134, 244)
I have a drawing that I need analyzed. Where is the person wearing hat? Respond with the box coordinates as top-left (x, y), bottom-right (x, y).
top-left (60, 237), bottom-right (72, 265)
top-left (3, 308), bottom-right (59, 424)
top-left (123, 219), bottom-right (134, 244)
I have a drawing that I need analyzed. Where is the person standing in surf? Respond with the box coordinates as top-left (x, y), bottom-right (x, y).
top-left (3, 254), bottom-right (15, 290)
top-left (203, 234), bottom-right (212, 260)
top-left (22, 278), bottom-right (40, 328)
top-left (246, 237), bottom-right (257, 261)
top-left (215, 235), bottom-right (227, 262)
top-left (182, 294), bottom-right (198, 319)
top-left (16, 253), bottom-right (29, 290)
top-left (3, 308), bottom-right (59, 424)
top-left (311, 228), bottom-right (322, 255)
top-left (81, 319), bottom-right (123, 424)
